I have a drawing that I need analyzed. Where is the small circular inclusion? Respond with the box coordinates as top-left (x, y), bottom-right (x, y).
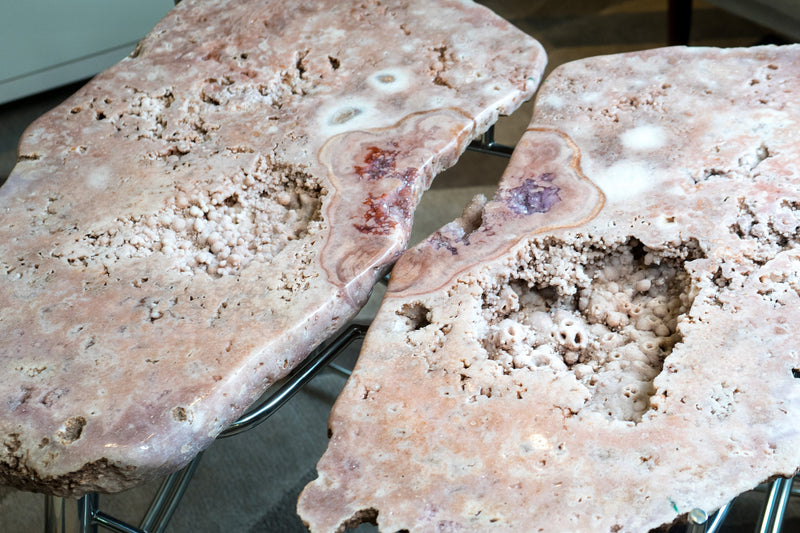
top-left (369, 69), bottom-right (409, 92)
top-left (330, 107), bottom-right (362, 125)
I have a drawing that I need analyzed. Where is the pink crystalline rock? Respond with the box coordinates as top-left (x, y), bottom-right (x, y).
top-left (298, 45), bottom-right (800, 532)
top-left (0, 0), bottom-right (545, 496)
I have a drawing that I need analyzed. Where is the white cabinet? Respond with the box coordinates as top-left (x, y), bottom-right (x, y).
top-left (0, 1), bottom-right (173, 104)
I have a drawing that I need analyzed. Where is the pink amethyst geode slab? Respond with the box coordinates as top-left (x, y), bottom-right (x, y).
top-left (298, 45), bottom-right (800, 532)
top-left (0, 0), bottom-right (545, 496)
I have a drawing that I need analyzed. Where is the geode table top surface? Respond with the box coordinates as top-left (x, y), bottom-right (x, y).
top-left (0, 0), bottom-right (545, 496)
top-left (298, 45), bottom-right (800, 532)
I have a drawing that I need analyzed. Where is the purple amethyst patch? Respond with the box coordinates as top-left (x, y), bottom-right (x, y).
top-left (505, 174), bottom-right (561, 215)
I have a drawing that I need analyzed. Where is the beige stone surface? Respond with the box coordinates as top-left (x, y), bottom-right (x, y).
top-left (298, 45), bottom-right (800, 532)
top-left (0, 0), bottom-right (545, 496)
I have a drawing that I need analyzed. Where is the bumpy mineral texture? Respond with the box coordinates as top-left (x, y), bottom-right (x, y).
top-left (0, 0), bottom-right (545, 496)
top-left (298, 45), bottom-right (800, 532)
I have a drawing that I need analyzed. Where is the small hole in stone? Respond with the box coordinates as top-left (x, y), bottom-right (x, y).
top-left (629, 238), bottom-right (647, 261)
top-left (396, 302), bottom-right (431, 331)
top-left (377, 74), bottom-right (395, 84)
top-left (537, 286), bottom-right (558, 307)
top-left (792, 368), bottom-right (800, 378)
top-left (57, 416), bottom-right (87, 444)
top-left (328, 56), bottom-right (340, 70)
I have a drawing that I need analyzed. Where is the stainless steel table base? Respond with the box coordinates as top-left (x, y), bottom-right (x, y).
top-left (43, 454), bottom-right (203, 533)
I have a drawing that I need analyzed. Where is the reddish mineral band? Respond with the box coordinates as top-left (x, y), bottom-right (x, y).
top-left (388, 127), bottom-right (604, 297)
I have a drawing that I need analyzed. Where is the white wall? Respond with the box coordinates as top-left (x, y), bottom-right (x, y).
top-left (0, 0), bottom-right (174, 104)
